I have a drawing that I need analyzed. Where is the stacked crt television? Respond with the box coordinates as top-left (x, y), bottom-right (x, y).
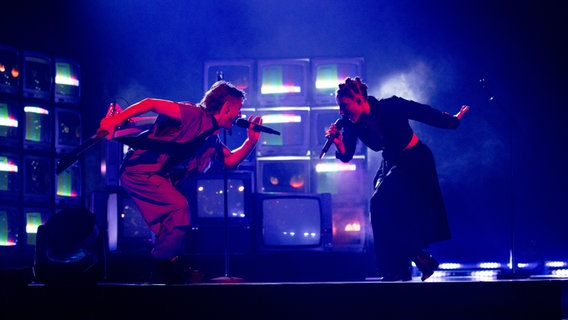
top-left (310, 105), bottom-right (366, 158)
top-left (176, 170), bottom-right (255, 254)
top-left (53, 57), bottom-right (81, 106)
top-left (54, 107), bottom-right (82, 206)
top-left (254, 106), bottom-right (310, 157)
top-left (23, 207), bottom-right (52, 246)
top-left (257, 58), bottom-right (309, 107)
top-left (104, 188), bottom-right (153, 253)
top-left (311, 57), bottom-right (364, 106)
top-left (0, 153), bottom-right (21, 251)
top-left (0, 46), bottom-right (22, 255)
top-left (22, 155), bottom-right (53, 204)
top-left (22, 102), bottom-right (52, 152)
top-left (254, 192), bottom-right (332, 251)
top-left (0, 205), bottom-right (19, 248)
top-left (204, 59), bottom-right (255, 104)
top-left (22, 51), bottom-right (52, 102)
top-left (0, 98), bottom-right (20, 150)
top-left (0, 45), bottom-right (20, 96)
top-left (256, 156), bottom-right (311, 194)
top-left (204, 60), bottom-right (256, 167)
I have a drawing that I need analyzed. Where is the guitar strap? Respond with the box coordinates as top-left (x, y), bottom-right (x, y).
top-left (114, 125), bottom-right (219, 176)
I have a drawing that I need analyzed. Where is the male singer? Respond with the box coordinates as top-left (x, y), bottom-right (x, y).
top-left (97, 80), bottom-right (262, 283)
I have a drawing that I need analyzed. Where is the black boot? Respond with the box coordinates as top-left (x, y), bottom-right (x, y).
top-left (150, 256), bottom-right (186, 284)
top-left (412, 251), bottom-right (439, 281)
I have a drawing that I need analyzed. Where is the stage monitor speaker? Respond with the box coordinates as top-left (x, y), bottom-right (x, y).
top-left (33, 207), bottom-right (105, 286)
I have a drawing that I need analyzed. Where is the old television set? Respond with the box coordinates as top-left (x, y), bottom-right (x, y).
top-left (24, 207), bottom-right (52, 246)
top-left (257, 58), bottom-right (309, 106)
top-left (330, 202), bottom-right (368, 251)
top-left (310, 106), bottom-right (366, 158)
top-left (176, 170), bottom-right (255, 254)
top-left (53, 57), bottom-right (81, 106)
top-left (311, 57), bottom-right (364, 105)
top-left (54, 107), bottom-right (81, 154)
top-left (255, 106), bottom-right (310, 157)
top-left (22, 50), bottom-right (52, 101)
top-left (0, 152), bottom-right (21, 203)
top-left (22, 102), bottom-right (52, 152)
top-left (0, 45), bottom-right (21, 96)
top-left (55, 161), bottom-right (81, 207)
top-left (204, 59), bottom-right (255, 106)
top-left (0, 205), bottom-right (19, 247)
top-left (22, 155), bottom-right (53, 204)
top-left (104, 188), bottom-right (153, 253)
top-left (254, 192), bottom-right (332, 251)
top-left (0, 98), bottom-right (20, 150)
top-left (257, 156), bottom-right (311, 194)
top-left (177, 170), bottom-right (254, 223)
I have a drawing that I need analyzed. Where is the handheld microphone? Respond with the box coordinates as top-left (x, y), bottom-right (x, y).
top-left (319, 117), bottom-right (344, 159)
top-left (235, 118), bottom-right (281, 135)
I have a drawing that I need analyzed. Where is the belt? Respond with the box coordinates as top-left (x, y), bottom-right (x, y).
top-left (403, 133), bottom-right (419, 151)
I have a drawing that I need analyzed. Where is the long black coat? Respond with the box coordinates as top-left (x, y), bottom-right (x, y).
top-left (336, 95), bottom-right (459, 254)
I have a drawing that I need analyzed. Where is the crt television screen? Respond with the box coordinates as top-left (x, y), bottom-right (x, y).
top-left (312, 57), bottom-right (364, 105)
top-left (0, 99), bottom-right (20, 148)
top-left (257, 192), bottom-right (332, 249)
top-left (257, 157), bottom-right (310, 194)
top-left (255, 107), bottom-right (310, 157)
top-left (23, 103), bottom-right (52, 151)
top-left (54, 57), bottom-right (81, 105)
top-left (0, 45), bottom-right (20, 96)
top-left (22, 51), bottom-right (52, 101)
top-left (257, 58), bottom-right (309, 106)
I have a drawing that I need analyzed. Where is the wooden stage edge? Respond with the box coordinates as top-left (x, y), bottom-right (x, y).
top-left (1, 278), bottom-right (567, 320)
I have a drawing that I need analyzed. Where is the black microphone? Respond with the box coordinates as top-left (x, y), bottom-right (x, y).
top-left (319, 117), bottom-right (344, 159)
top-left (235, 118), bottom-right (281, 135)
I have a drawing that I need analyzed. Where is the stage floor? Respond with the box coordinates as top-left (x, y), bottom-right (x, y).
top-left (2, 250), bottom-right (567, 319)
top-left (1, 275), bottom-right (567, 320)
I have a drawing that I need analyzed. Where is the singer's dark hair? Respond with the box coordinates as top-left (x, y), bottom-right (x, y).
top-left (200, 80), bottom-right (246, 115)
top-left (336, 77), bottom-right (368, 102)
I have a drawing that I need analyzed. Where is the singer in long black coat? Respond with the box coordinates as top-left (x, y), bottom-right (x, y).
top-left (336, 95), bottom-right (463, 279)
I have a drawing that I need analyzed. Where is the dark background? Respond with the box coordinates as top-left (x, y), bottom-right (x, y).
top-left (2, 0), bottom-right (567, 267)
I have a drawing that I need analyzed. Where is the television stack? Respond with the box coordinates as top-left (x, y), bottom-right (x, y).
top-left (200, 57), bottom-right (369, 257)
top-left (0, 44), bottom-right (83, 267)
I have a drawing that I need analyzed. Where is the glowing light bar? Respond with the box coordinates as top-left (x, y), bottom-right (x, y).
top-left (315, 79), bottom-right (341, 89)
top-left (546, 261), bottom-right (567, 268)
top-left (261, 113), bottom-right (302, 124)
top-left (55, 75), bottom-right (79, 87)
top-left (315, 162), bottom-right (357, 173)
top-left (478, 262), bottom-right (502, 269)
top-left (0, 158), bottom-right (18, 172)
top-left (0, 117), bottom-right (17, 128)
top-left (439, 263), bottom-right (462, 270)
top-left (261, 85), bottom-right (301, 94)
top-left (24, 106), bottom-right (50, 114)
top-left (552, 269), bottom-right (568, 276)
top-left (25, 211), bottom-right (43, 235)
top-left (55, 62), bottom-right (80, 86)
